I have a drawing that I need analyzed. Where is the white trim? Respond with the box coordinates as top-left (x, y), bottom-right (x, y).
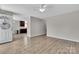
top-left (47, 34), bottom-right (79, 42)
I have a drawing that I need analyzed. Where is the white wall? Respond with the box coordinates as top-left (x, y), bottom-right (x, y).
top-left (46, 11), bottom-right (79, 42)
top-left (30, 16), bottom-right (46, 37)
top-left (27, 16), bottom-right (31, 37)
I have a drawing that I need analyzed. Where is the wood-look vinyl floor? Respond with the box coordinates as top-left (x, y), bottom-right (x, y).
top-left (0, 34), bottom-right (79, 54)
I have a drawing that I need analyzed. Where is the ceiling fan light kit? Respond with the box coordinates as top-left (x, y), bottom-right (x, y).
top-left (39, 8), bottom-right (46, 12)
top-left (39, 4), bottom-right (47, 12)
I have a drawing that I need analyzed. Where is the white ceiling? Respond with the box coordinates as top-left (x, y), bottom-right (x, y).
top-left (0, 4), bottom-right (79, 19)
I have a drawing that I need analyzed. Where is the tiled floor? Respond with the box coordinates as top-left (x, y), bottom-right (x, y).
top-left (0, 34), bottom-right (79, 54)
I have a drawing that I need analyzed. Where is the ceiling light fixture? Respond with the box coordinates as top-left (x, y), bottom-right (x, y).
top-left (39, 4), bottom-right (47, 12)
top-left (39, 8), bottom-right (45, 12)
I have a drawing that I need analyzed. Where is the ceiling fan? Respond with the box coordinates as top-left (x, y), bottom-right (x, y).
top-left (39, 4), bottom-right (47, 12)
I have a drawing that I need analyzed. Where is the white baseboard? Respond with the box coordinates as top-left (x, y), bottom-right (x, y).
top-left (31, 33), bottom-right (46, 37)
top-left (47, 34), bottom-right (79, 42)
